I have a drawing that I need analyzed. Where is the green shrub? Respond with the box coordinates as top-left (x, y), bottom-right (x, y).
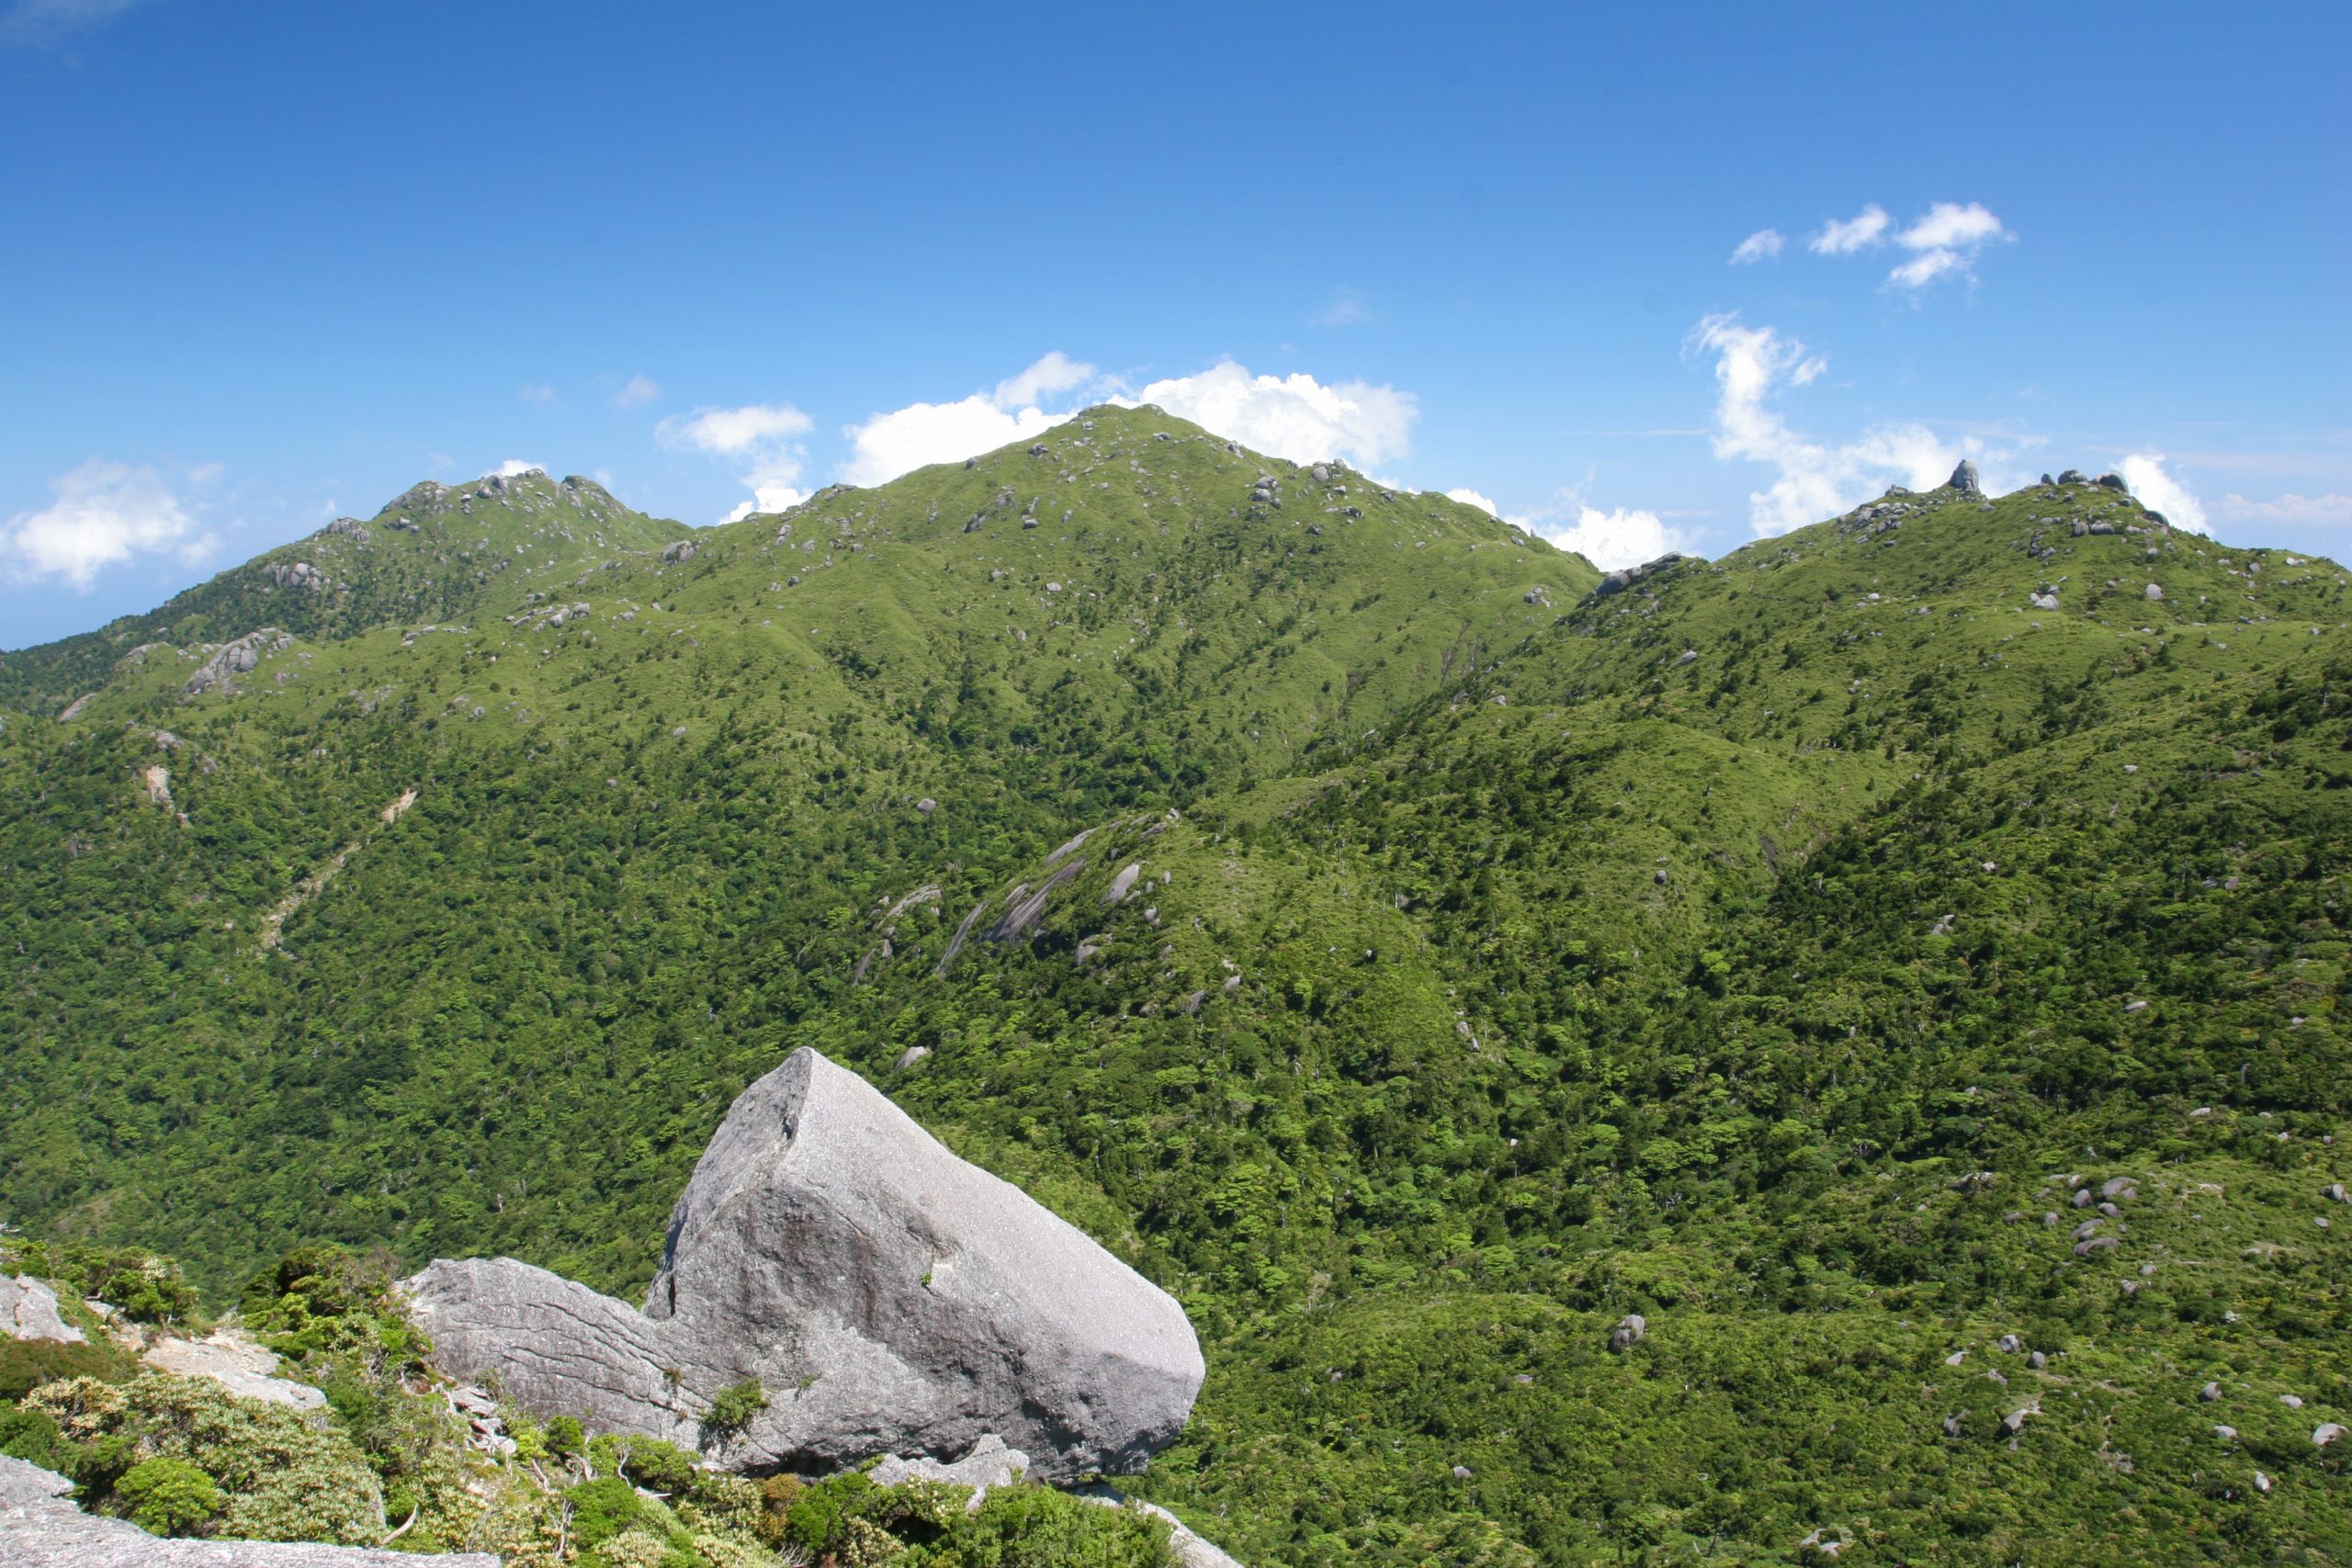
top-left (115, 1455), bottom-right (223, 1537)
top-left (783, 1470), bottom-right (876, 1559)
top-left (704, 1377), bottom-right (767, 1437)
top-left (0, 1333), bottom-right (133, 1401)
top-left (239, 1245), bottom-right (428, 1376)
top-left (924, 1484), bottom-right (1175, 1568)
top-left (565, 1474), bottom-right (646, 1547)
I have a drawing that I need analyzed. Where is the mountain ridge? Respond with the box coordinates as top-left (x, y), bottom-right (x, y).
top-left (3, 413), bottom-right (2347, 1563)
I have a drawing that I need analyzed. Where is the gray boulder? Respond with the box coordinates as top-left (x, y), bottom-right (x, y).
top-left (0, 1455), bottom-right (494, 1566)
top-left (1608, 1314), bottom-right (1646, 1352)
top-left (2, 1276), bottom-right (83, 1344)
top-left (1947, 460), bottom-right (1982, 495)
top-left (406, 1047), bottom-right (1203, 1479)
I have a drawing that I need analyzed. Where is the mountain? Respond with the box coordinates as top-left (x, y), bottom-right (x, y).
top-left (4, 417), bottom-right (2347, 1563)
top-left (0, 468), bottom-right (690, 715)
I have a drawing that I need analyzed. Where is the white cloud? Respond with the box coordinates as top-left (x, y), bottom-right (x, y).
top-left (659, 401), bottom-right (815, 519)
top-left (1811, 205), bottom-right (1890, 254)
top-left (519, 383), bottom-right (557, 405)
top-left (1128, 360), bottom-right (1417, 467)
top-left (610, 375), bottom-right (662, 409)
top-left (835, 354), bottom-right (1101, 488)
top-left (1899, 201), bottom-right (2007, 251)
top-left (2217, 491), bottom-right (2352, 525)
top-left (2, 459), bottom-right (212, 588)
top-left (1444, 484), bottom-right (1685, 571)
top-left (1885, 201), bottom-right (2011, 292)
top-left (840, 398), bottom-right (1072, 488)
top-left (1688, 312), bottom-right (1985, 536)
top-left (1729, 229), bottom-right (1784, 265)
top-left (993, 352), bottom-right (1096, 410)
top-left (2116, 454), bottom-right (2209, 535)
top-left (660, 403), bottom-right (813, 454)
top-left (1887, 249), bottom-right (1965, 290)
top-left (1540, 504), bottom-right (1688, 572)
top-left (496, 459), bottom-right (545, 478)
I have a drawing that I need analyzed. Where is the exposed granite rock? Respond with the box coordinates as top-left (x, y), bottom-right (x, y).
top-left (1947, 459), bottom-right (1982, 495)
top-left (0, 1455), bottom-right (495, 1567)
top-left (2, 1275), bottom-right (83, 1343)
top-left (406, 1047), bottom-right (1203, 1479)
top-left (184, 630), bottom-right (292, 697)
top-left (143, 1333), bottom-right (326, 1410)
top-left (871, 1433), bottom-right (1028, 1508)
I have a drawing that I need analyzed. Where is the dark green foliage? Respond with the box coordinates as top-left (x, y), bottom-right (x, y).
top-left (240, 1243), bottom-right (429, 1376)
top-left (115, 1454), bottom-right (223, 1536)
top-left (0, 1334), bottom-right (134, 1401)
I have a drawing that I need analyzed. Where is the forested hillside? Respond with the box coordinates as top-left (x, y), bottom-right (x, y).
top-left (4, 410), bottom-right (2346, 1563)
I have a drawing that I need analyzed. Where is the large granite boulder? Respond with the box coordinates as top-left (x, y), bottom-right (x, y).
top-left (405, 1047), bottom-right (1204, 1479)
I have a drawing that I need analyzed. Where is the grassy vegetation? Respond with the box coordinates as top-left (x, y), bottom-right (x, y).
top-left (3, 417), bottom-right (2346, 1562)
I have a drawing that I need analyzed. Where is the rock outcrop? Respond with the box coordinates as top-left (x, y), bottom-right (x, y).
top-left (0, 1456), bottom-right (495, 1567)
top-left (405, 1047), bottom-right (1204, 1479)
top-left (3, 1275), bottom-right (84, 1344)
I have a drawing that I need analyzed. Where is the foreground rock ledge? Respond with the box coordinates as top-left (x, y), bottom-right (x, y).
top-left (0, 1455), bottom-right (497, 1568)
top-left (404, 1047), bottom-right (1204, 1478)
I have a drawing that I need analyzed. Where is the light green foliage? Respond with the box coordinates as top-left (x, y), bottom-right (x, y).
top-left (115, 1454), bottom-right (223, 1536)
top-left (27, 1370), bottom-right (385, 1544)
top-left (4, 431), bottom-right (2350, 1561)
top-left (908, 1485), bottom-right (1175, 1568)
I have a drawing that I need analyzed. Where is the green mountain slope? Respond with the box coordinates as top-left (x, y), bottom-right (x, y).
top-left (0, 468), bottom-right (689, 714)
top-left (4, 440), bottom-right (2347, 1564)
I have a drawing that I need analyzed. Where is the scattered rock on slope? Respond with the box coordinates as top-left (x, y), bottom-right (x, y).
top-left (404, 1046), bottom-right (1204, 1479)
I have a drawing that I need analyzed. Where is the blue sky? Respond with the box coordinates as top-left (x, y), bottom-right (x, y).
top-left (4, 0), bottom-right (2346, 648)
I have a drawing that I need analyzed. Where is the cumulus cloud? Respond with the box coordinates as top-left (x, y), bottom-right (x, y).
top-left (1541, 504), bottom-right (1688, 571)
top-left (832, 353), bottom-right (1102, 488)
top-left (1811, 205), bottom-right (1890, 254)
top-left (1729, 229), bottom-right (1785, 265)
top-left (1442, 484), bottom-right (1684, 571)
top-left (659, 401), bottom-right (814, 519)
top-left (2217, 491), bottom-right (2352, 525)
top-left (495, 459), bottom-right (545, 478)
top-left (610, 375), bottom-right (662, 409)
top-left (1129, 361), bottom-right (1416, 467)
top-left (1688, 312), bottom-right (1986, 536)
top-left (2, 459), bottom-right (211, 588)
top-left (2115, 454), bottom-right (2209, 535)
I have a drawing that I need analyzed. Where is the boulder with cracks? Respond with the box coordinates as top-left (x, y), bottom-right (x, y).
top-left (404, 1047), bottom-right (1203, 1479)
